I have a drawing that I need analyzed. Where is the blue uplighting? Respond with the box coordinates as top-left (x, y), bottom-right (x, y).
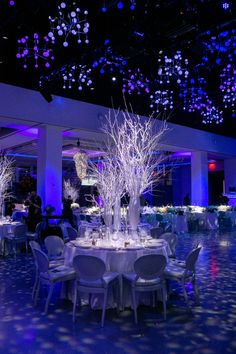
top-left (117, 1), bottom-right (124, 10)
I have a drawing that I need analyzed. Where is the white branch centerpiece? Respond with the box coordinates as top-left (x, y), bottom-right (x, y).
top-left (0, 154), bottom-right (14, 217)
top-left (90, 156), bottom-right (125, 231)
top-left (103, 108), bottom-right (167, 233)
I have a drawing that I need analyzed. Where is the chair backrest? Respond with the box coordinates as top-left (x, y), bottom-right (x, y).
top-left (33, 248), bottom-right (49, 274)
top-left (44, 235), bottom-right (64, 257)
top-left (134, 254), bottom-right (167, 280)
top-left (160, 232), bottom-right (177, 255)
top-left (185, 246), bottom-right (201, 271)
top-left (66, 227), bottom-right (78, 240)
top-left (150, 227), bottom-right (163, 239)
top-left (14, 224), bottom-right (27, 238)
top-left (73, 255), bottom-right (106, 281)
top-left (29, 241), bottom-right (42, 267)
top-left (29, 240), bottom-right (41, 252)
top-left (35, 222), bottom-right (43, 235)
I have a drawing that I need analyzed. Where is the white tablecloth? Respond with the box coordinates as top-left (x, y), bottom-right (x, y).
top-left (0, 221), bottom-right (22, 254)
top-left (63, 239), bottom-right (171, 309)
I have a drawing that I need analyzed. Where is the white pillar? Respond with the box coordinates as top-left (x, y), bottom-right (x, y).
top-left (191, 151), bottom-right (208, 206)
top-left (37, 125), bottom-right (62, 214)
top-left (224, 159), bottom-right (236, 193)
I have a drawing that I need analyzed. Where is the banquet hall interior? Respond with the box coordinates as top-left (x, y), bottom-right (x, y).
top-left (0, 1), bottom-right (236, 354)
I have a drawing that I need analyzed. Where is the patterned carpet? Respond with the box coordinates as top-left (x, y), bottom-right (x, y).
top-left (0, 231), bottom-right (236, 354)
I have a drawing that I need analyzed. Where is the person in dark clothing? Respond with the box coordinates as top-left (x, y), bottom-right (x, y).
top-left (62, 195), bottom-right (74, 227)
top-left (183, 193), bottom-right (191, 206)
top-left (25, 191), bottom-right (42, 232)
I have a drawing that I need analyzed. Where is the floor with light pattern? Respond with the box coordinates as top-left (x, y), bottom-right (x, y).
top-left (0, 231), bottom-right (236, 354)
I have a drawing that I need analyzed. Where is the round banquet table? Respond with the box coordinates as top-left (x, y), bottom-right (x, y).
top-left (0, 221), bottom-right (22, 255)
top-left (63, 238), bottom-right (171, 309)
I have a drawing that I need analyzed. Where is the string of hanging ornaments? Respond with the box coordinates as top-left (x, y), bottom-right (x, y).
top-left (92, 44), bottom-right (127, 78)
top-left (16, 33), bottom-right (54, 69)
top-left (149, 50), bottom-right (189, 112)
top-left (201, 105), bottom-right (224, 125)
top-left (122, 68), bottom-right (150, 95)
top-left (219, 63), bottom-right (236, 111)
top-left (61, 64), bottom-right (93, 90)
top-left (179, 77), bottom-right (210, 113)
top-left (48, 1), bottom-right (89, 47)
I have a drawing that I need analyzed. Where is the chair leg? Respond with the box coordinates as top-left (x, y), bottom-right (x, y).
top-left (101, 288), bottom-right (108, 327)
top-left (131, 288), bottom-right (138, 324)
top-left (192, 278), bottom-right (200, 305)
top-left (34, 279), bottom-right (41, 306)
top-left (44, 283), bottom-right (54, 314)
top-left (162, 285), bottom-right (167, 320)
top-left (118, 275), bottom-right (123, 311)
top-left (181, 280), bottom-right (189, 306)
top-left (72, 286), bottom-right (78, 323)
top-left (32, 272), bottom-right (39, 300)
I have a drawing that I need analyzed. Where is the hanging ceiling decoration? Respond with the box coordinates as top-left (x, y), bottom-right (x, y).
top-left (149, 89), bottom-right (174, 113)
top-left (73, 151), bottom-right (88, 181)
top-left (219, 63), bottom-right (236, 110)
top-left (92, 44), bottom-right (127, 77)
top-left (16, 33), bottom-right (54, 69)
top-left (179, 77), bottom-right (210, 113)
top-left (157, 50), bottom-right (189, 86)
top-left (61, 64), bottom-right (93, 90)
top-left (102, 1), bottom-right (136, 12)
top-left (48, 1), bottom-right (89, 47)
top-left (2, 0), bottom-right (236, 130)
top-left (122, 68), bottom-right (150, 95)
top-left (201, 105), bottom-right (224, 125)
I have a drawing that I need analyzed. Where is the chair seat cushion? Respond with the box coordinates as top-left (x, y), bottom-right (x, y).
top-left (123, 272), bottom-right (162, 286)
top-left (164, 264), bottom-right (192, 279)
top-left (49, 259), bottom-right (65, 268)
top-left (77, 272), bottom-right (119, 288)
top-left (169, 259), bottom-right (186, 268)
top-left (26, 232), bottom-right (37, 239)
top-left (42, 265), bottom-right (76, 282)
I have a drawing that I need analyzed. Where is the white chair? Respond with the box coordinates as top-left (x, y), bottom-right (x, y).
top-left (44, 235), bottom-right (64, 260)
top-left (72, 255), bottom-right (119, 327)
top-left (34, 248), bottom-right (76, 314)
top-left (4, 224), bottom-right (28, 257)
top-left (29, 240), bottom-right (42, 300)
top-left (150, 227), bottom-right (163, 239)
top-left (123, 254), bottom-right (167, 324)
top-left (30, 240), bottom-right (65, 301)
top-left (66, 226), bottom-right (78, 241)
top-left (26, 222), bottom-right (43, 241)
top-left (160, 232), bottom-right (177, 258)
top-left (164, 247), bottom-right (201, 306)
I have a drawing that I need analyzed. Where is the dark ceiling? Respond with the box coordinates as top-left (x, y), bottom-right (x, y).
top-left (0, 0), bottom-right (235, 137)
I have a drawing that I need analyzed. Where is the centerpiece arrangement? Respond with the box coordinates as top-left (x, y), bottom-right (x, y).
top-left (89, 107), bottom-right (167, 241)
top-left (0, 154), bottom-right (14, 218)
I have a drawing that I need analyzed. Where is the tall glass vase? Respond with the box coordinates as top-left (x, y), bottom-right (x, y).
top-left (113, 197), bottom-right (121, 231)
top-left (128, 195), bottom-right (140, 231)
top-left (103, 205), bottom-right (113, 229)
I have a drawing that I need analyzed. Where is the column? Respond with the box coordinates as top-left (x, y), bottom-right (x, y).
top-left (191, 151), bottom-right (208, 206)
top-left (224, 159), bottom-right (236, 193)
top-left (224, 159), bottom-right (236, 206)
top-left (37, 125), bottom-right (62, 214)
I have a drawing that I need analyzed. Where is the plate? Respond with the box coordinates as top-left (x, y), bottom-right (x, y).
top-left (125, 245), bottom-right (143, 250)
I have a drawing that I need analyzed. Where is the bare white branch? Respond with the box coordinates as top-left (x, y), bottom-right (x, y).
top-left (0, 154), bottom-right (14, 204)
top-left (103, 110), bottom-right (168, 198)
